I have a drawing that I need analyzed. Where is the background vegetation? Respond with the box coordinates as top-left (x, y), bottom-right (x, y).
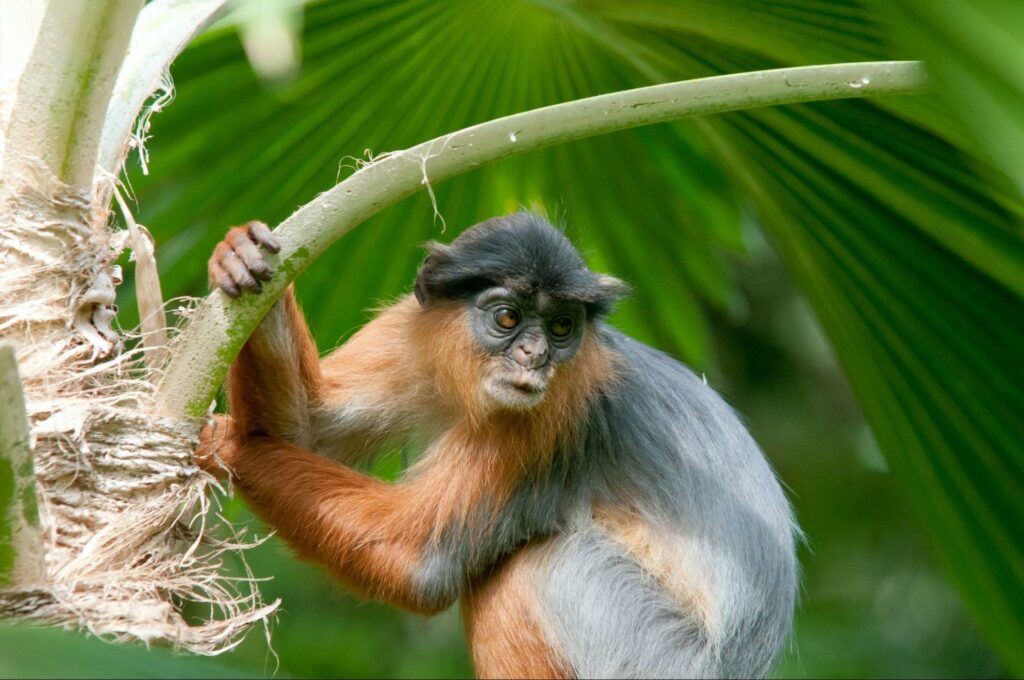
top-left (2, 0), bottom-right (1022, 677)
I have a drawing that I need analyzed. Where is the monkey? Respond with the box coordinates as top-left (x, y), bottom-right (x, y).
top-left (198, 213), bottom-right (799, 679)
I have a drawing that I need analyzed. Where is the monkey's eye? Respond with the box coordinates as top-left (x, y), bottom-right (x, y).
top-left (550, 315), bottom-right (574, 338)
top-left (493, 307), bottom-right (520, 330)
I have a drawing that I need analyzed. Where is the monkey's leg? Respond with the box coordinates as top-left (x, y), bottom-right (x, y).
top-left (463, 539), bottom-right (572, 680)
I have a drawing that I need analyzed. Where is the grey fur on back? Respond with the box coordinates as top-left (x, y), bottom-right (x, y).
top-left (540, 326), bottom-right (799, 678)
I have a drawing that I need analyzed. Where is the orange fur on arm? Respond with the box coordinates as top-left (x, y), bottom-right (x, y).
top-left (230, 436), bottom-right (452, 614)
top-left (219, 293), bottom-right (467, 612)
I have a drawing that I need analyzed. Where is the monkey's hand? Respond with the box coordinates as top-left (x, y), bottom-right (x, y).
top-left (208, 220), bottom-right (281, 297)
top-left (194, 414), bottom-right (239, 482)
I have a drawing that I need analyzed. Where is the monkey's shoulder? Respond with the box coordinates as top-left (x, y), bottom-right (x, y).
top-left (588, 325), bottom-right (763, 466)
top-left (595, 325), bottom-right (729, 411)
top-left (587, 325), bottom-right (796, 534)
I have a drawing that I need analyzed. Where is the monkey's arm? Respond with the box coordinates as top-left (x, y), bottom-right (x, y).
top-left (227, 431), bottom-right (489, 615)
top-left (222, 290), bottom-right (425, 464)
top-left (227, 290), bottom-right (324, 445)
top-left (206, 222), bottom-right (423, 458)
top-left (206, 221), bottom-right (322, 445)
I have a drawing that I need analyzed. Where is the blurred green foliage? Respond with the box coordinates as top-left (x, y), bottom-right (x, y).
top-left (6, 0), bottom-right (1023, 677)
top-left (0, 624), bottom-right (255, 679)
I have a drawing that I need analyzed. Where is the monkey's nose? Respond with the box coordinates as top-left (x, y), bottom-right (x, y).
top-left (512, 337), bottom-right (549, 369)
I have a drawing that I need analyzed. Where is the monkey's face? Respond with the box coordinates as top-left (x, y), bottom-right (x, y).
top-left (470, 287), bottom-right (586, 411)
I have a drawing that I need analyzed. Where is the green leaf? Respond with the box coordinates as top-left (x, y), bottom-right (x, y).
top-left (886, 1), bottom-right (1024, 191)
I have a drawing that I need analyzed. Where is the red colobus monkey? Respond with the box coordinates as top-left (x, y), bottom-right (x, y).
top-left (200, 213), bottom-right (798, 678)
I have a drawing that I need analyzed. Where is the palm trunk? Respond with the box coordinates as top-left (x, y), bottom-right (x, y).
top-left (0, 0), bottom-right (274, 653)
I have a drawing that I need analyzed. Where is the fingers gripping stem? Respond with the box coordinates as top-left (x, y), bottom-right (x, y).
top-left (208, 221), bottom-right (282, 297)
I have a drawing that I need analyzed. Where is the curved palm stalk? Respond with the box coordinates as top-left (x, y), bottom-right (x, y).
top-left (154, 60), bottom-right (928, 417)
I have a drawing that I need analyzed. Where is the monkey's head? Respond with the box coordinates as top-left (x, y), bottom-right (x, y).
top-left (414, 213), bottom-right (628, 411)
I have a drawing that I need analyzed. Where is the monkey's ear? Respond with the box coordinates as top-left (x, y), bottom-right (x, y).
top-left (596, 274), bottom-right (631, 301)
top-left (413, 243), bottom-right (455, 307)
top-left (584, 274), bottom-right (631, 317)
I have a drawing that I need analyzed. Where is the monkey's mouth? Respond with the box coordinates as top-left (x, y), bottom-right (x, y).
top-left (485, 366), bottom-right (551, 409)
top-left (507, 375), bottom-right (547, 394)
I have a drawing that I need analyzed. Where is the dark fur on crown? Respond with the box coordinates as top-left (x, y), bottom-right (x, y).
top-left (414, 212), bottom-right (629, 318)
